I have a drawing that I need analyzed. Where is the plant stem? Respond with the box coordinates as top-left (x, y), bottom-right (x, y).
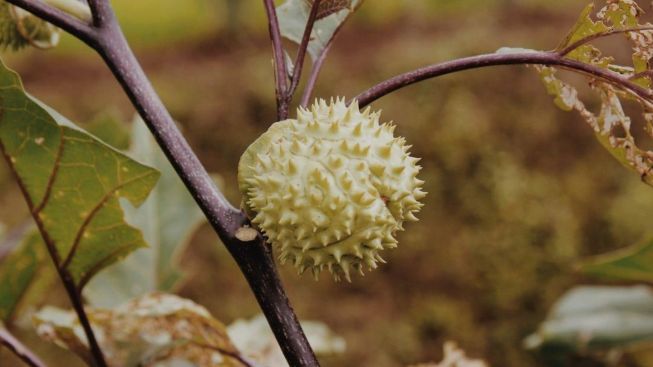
top-left (0, 327), bottom-right (47, 367)
top-left (287, 0), bottom-right (321, 100)
top-left (354, 51), bottom-right (653, 107)
top-left (300, 41), bottom-right (332, 107)
top-left (93, 20), bottom-right (319, 367)
top-left (263, 0), bottom-right (289, 120)
top-left (59, 273), bottom-right (107, 367)
top-left (299, 21), bottom-right (346, 107)
top-left (558, 25), bottom-right (653, 56)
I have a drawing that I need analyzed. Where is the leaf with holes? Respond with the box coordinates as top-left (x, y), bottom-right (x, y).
top-left (277, 0), bottom-right (363, 61)
top-left (557, 3), bottom-right (611, 66)
top-left (535, 65), bottom-right (653, 186)
top-left (84, 117), bottom-right (206, 307)
top-left (529, 0), bottom-right (653, 188)
top-left (557, 0), bottom-right (653, 83)
top-left (0, 59), bottom-right (159, 290)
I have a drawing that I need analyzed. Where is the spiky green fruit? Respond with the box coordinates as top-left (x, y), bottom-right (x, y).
top-left (238, 98), bottom-right (426, 281)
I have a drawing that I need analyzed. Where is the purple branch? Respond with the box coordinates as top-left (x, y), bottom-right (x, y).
top-left (0, 327), bottom-right (47, 367)
top-left (558, 25), bottom-right (653, 56)
top-left (300, 41), bottom-right (332, 107)
top-left (86, 0), bottom-right (110, 27)
top-left (354, 51), bottom-right (653, 107)
top-left (287, 0), bottom-right (321, 101)
top-left (263, 0), bottom-right (290, 120)
top-left (300, 21), bottom-right (347, 107)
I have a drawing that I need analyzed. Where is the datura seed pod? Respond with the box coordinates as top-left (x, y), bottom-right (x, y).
top-left (238, 98), bottom-right (426, 281)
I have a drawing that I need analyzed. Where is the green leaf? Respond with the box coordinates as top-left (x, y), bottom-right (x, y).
top-left (33, 293), bottom-right (247, 367)
top-left (84, 112), bottom-right (132, 151)
top-left (581, 237), bottom-right (653, 283)
top-left (0, 231), bottom-right (49, 322)
top-left (84, 117), bottom-right (205, 307)
top-left (277, 0), bottom-right (362, 61)
top-left (0, 59), bottom-right (160, 290)
top-left (525, 285), bottom-right (653, 352)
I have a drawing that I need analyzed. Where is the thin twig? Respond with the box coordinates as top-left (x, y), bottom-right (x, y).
top-left (0, 327), bottom-right (47, 367)
top-left (630, 69), bottom-right (653, 80)
top-left (287, 0), bottom-right (321, 102)
top-left (299, 1), bottom-right (363, 107)
top-left (353, 51), bottom-right (653, 107)
top-left (300, 41), bottom-right (331, 107)
top-left (262, 0), bottom-right (289, 120)
top-left (558, 25), bottom-right (653, 56)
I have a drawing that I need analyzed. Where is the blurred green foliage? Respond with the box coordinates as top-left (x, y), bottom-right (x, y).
top-left (4, 0), bottom-right (653, 366)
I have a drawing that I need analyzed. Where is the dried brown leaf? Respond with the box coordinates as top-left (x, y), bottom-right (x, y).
top-left (33, 293), bottom-right (247, 367)
top-left (303, 0), bottom-right (352, 20)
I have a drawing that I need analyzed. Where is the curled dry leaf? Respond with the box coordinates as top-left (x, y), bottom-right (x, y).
top-left (0, 2), bottom-right (59, 50)
top-left (33, 293), bottom-right (248, 367)
top-left (407, 342), bottom-right (488, 367)
top-left (303, 0), bottom-right (352, 20)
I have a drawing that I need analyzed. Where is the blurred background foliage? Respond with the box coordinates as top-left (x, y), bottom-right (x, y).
top-left (3, 0), bottom-right (653, 366)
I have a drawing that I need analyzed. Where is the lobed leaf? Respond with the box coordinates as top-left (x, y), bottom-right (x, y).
top-left (0, 59), bottom-right (160, 290)
top-left (85, 118), bottom-right (206, 307)
top-left (33, 293), bottom-right (247, 367)
top-left (277, 0), bottom-right (362, 61)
